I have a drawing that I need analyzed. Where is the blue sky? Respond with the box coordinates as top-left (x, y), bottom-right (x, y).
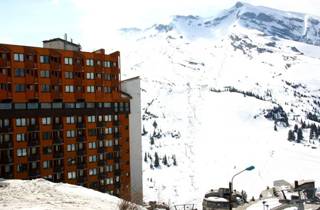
top-left (1, 0), bottom-right (319, 51)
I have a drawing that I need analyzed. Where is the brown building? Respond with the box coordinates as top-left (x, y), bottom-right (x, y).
top-left (0, 38), bottom-right (131, 200)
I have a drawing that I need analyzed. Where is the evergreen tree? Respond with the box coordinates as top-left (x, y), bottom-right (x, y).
top-left (294, 124), bottom-right (299, 132)
top-left (150, 137), bottom-right (154, 145)
top-left (152, 120), bottom-right (158, 128)
top-left (274, 124), bottom-right (277, 131)
top-left (162, 155), bottom-right (168, 166)
top-left (144, 152), bottom-right (148, 162)
top-left (288, 130), bottom-right (295, 141)
top-left (297, 128), bottom-right (303, 143)
top-left (142, 126), bottom-right (148, 136)
top-left (154, 152), bottom-right (160, 168)
top-left (172, 155), bottom-right (177, 166)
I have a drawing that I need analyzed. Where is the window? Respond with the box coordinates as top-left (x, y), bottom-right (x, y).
top-left (17, 148), bottom-right (27, 157)
top-left (66, 130), bottom-right (76, 138)
top-left (41, 84), bottom-right (50, 92)
top-left (40, 70), bottom-right (50, 78)
top-left (67, 144), bottom-right (76, 151)
top-left (106, 177), bottom-right (113, 184)
top-left (88, 129), bottom-right (96, 136)
top-left (64, 71), bottom-right (73, 79)
top-left (40, 55), bottom-right (49, 64)
top-left (66, 116), bottom-right (75, 124)
top-left (86, 72), bottom-right (94, 80)
top-left (0, 118), bottom-right (10, 128)
top-left (41, 103), bottom-right (51, 109)
top-left (103, 61), bottom-right (111, 68)
top-left (89, 168), bottom-right (97, 176)
top-left (42, 117), bottom-right (51, 125)
top-left (64, 57), bottom-right (73, 65)
top-left (15, 68), bottom-right (25, 77)
top-left (88, 141), bottom-right (96, 149)
top-left (104, 115), bottom-right (112, 122)
top-left (86, 59), bottom-right (94, 66)
top-left (43, 160), bottom-right (51, 169)
top-left (15, 84), bottom-right (26, 92)
top-left (105, 140), bottom-right (113, 147)
top-left (87, 115), bottom-right (96, 123)
top-left (16, 133), bottom-right (25, 142)
top-left (42, 132), bottom-right (52, 140)
top-left (105, 165), bottom-right (113, 172)
top-left (16, 118), bottom-right (26, 126)
top-left (43, 146), bottom-right (52, 154)
top-left (86, 85), bottom-right (95, 93)
top-left (88, 155), bottom-right (97, 162)
top-left (17, 164), bottom-right (27, 172)
top-left (15, 103), bottom-right (26, 110)
top-left (14, 53), bottom-right (24, 62)
top-left (65, 85), bottom-right (74, 93)
top-left (105, 127), bottom-right (112, 134)
top-left (67, 171), bottom-right (76, 179)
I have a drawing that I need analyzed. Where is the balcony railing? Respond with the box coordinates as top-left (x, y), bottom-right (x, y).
top-left (28, 154), bottom-right (40, 161)
top-left (27, 125), bottom-right (39, 132)
top-left (76, 123), bottom-right (85, 129)
top-left (28, 169), bottom-right (40, 178)
top-left (97, 147), bottom-right (105, 154)
top-left (114, 170), bottom-right (121, 176)
top-left (53, 124), bottom-right (63, 130)
top-left (53, 166), bottom-right (64, 173)
top-left (27, 139), bottom-right (40, 147)
top-left (98, 160), bottom-right (106, 166)
top-left (0, 59), bottom-right (10, 68)
top-left (0, 127), bottom-right (12, 133)
top-left (97, 121), bottom-right (106, 128)
top-left (76, 162), bottom-right (86, 169)
top-left (0, 158), bottom-right (13, 164)
top-left (77, 176), bottom-right (87, 184)
top-left (53, 137), bottom-right (63, 144)
top-left (97, 133), bottom-right (105, 140)
top-left (0, 141), bottom-right (13, 149)
top-left (53, 152), bottom-right (64, 159)
top-left (76, 149), bottom-right (86, 156)
top-left (76, 136), bottom-right (85, 142)
top-left (113, 145), bottom-right (120, 151)
top-left (98, 173), bottom-right (106, 179)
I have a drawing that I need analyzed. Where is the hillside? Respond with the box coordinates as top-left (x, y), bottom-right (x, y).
top-left (116, 1), bottom-right (320, 208)
top-left (0, 178), bottom-right (141, 210)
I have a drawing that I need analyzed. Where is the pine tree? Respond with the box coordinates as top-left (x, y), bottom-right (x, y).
top-left (297, 128), bottom-right (303, 143)
top-left (152, 120), bottom-right (158, 128)
top-left (288, 130), bottom-right (295, 141)
top-left (142, 126), bottom-right (148, 136)
top-left (144, 152), bottom-right (148, 162)
top-left (150, 137), bottom-right (154, 145)
top-left (274, 124), bottom-right (277, 131)
top-left (154, 152), bottom-right (160, 168)
top-left (294, 124), bottom-right (299, 132)
top-left (162, 155), bottom-right (168, 166)
top-left (172, 155), bottom-right (177, 166)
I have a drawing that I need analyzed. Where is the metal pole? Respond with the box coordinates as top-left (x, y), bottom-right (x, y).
top-left (229, 181), bottom-right (233, 210)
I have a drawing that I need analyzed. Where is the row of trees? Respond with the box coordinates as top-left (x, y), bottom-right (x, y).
top-left (144, 152), bottom-right (177, 169)
top-left (287, 122), bottom-right (320, 143)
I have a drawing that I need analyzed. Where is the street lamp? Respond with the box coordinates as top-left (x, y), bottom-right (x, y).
top-left (229, 166), bottom-right (255, 210)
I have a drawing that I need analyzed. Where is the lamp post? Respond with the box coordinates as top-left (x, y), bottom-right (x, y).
top-left (229, 166), bottom-right (255, 210)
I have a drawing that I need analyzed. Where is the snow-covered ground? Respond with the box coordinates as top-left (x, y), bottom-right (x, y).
top-left (0, 179), bottom-right (142, 210)
top-left (112, 2), bottom-right (320, 208)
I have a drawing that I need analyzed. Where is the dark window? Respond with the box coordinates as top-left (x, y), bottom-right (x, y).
top-left (15, 84), bottom-right (26, 92)
top-left (40, 55), bottom-right (49, 64)
top-left (15, 68), bottom-right (25, 77)
top-left (42, 132), bottom-right (52, 140)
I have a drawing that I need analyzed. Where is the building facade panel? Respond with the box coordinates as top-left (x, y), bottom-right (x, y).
top-left (0, 41), bottom-right (131, 200)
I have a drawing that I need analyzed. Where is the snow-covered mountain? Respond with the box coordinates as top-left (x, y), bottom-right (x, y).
top-left (0, 178), bottom-right (144, 210)
top-left (117, 2), bottom-right (320, 208)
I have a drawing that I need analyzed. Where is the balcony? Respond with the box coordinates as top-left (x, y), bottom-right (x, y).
top-left (76, 136), bottom-right (85, 142)
top-left (51, 91), bottom-right (62, 99)
top-left (28, 169), bottom-right (40, 178)
top-left (53, 137), bottom-right (63, 145)
top-left (50, 63), bottom-right (61, 71)
top-left (113, 133), bottom-right (120, 138)
top-left (97, 133), bottom-right (105, 140)
top-left (76, 123), bottom-right (85, 129)
top-left (53, 166), bottom-right (64, 173)
top-left (98, 160), bottom-right (106, 166)
top-left (97, 121), bottom-right (106, 128)
top-left (98, 173), bottom-right (106, 179)
top-left (28, 154), bottom-right (40, 161)
top-left (76, 149), bottom-right (86, 156)
top-left (0, 126), bottom-right (12, 133)
top-left (0, 158), bottom-right (13, 164)
top-left (53, 124), bottom-right (63, 130)
top-left (113, 145), bottom-right (120, 151)
top-left (53, 152), bottom-right (64, 159)
top-left (0, 141), bottom-right (13, 149)
top-left (97, 147), bottom-right (105, 154)
top-left (0, 59), bottom-right (10, 68)
top-left (76, 162), bottom-right (86, 169)
top-left (114, 182), bottom-right (121, 188)
top-left (77, 176), bottom-right (87, 184)
top-left (27, 139), bottom-right (40, 147)
top-left (27, 125), bottom-right (39, 132)
top-left (114, 170), bottom-right (121, 176)
top-left (0, 172), bottom-right (13, 179)
top-left (25, 60), bottom-right (37, 69)
top-left (113, 121), bottom-right (120, 126)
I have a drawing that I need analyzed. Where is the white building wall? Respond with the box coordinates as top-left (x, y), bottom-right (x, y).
top-left (121, 77), bottom-right (143, 204)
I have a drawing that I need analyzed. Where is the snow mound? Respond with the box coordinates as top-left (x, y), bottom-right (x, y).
top-left (0, 179), bottom-right (142, 210)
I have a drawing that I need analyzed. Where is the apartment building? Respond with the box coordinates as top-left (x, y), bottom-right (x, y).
top-left (0, 38), bottom-right (131, 200)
